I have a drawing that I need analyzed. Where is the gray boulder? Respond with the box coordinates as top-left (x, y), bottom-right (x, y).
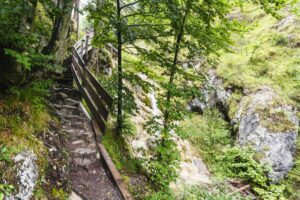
top-left (5, 151), bottom-right (39, 200)
top-left (234, 87), bottom-right (299, 181)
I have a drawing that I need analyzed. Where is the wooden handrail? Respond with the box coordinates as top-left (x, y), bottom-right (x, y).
top-left (72, 33), bottom-right (114, 133)
top-left (71, 34), bottom-right (133, 200)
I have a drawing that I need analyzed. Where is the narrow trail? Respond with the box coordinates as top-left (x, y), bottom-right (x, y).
top-left (51, 84), bottom-right (121, 200)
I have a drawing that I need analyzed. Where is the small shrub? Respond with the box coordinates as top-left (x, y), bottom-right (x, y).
top-left (145, 189), bottom-right (174, 200)
top-left (218, 146), bottom-right (285, 199)
top-left (123, 114), bottom-right (137, 136)
top-left (145, 137), bottom-right (179, 190)
top-left (0, 184), bottom-right (14, 200)
top-left (180, 185), bottom-right (248, 200)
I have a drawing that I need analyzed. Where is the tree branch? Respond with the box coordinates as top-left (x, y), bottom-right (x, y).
top-left (122, 10), bottom-right (166, 18)
top-left (120, 0), bottom-right (140, 11)
top-left (127, 23), bottom-right (170, 27)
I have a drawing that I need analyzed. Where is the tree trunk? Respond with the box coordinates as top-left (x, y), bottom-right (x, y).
top-left (42, 0), bottom-right (75, 63)
top-left (163, 10), bottom-right (188, 130)
top-left (73, 0), bottom-right (80, 39)
top-left (116, 0), bottom-right (123, 135)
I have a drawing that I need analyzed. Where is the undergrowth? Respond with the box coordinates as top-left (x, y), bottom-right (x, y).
top-left (0, 80), bottom-right (68, 199)
top-left (177, 109), bottom-right (294, 199)
top-left (177, 109), bottom-right (231, 172)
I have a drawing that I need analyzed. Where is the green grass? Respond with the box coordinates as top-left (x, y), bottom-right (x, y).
top-left (102, 119), bottom-right (141, 173)
top-left (177, 110), bottom-right (232, 175)
top-left (216, 3), bottom-right (300, 109)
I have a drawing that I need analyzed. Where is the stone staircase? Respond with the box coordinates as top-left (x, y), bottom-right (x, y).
top-left (51, 84), bottom-right (121, 200)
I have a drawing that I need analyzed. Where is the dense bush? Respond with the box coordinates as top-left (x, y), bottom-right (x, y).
top-left (218, 147), bottom-right (286, 199)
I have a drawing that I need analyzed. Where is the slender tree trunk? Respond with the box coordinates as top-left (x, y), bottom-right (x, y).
top-left (116, 0), bottom-right (123, 135)
top-left (163, 11), bottom-right (188, 130)
top-left (42, 0), bottom-right (75, 63)
top-left (73, 0), bottom-right (80, 39)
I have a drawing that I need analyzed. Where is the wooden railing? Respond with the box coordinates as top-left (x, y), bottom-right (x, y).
top-left (71, 33), bottom-right (113, 134)
top-left (71, 34), bottom-right (133, 200)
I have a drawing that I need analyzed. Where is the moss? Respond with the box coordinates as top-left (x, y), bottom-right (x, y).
top-left (255, 105), bottom-right (297, 133)
top-left (102, 119), bottom-right (141, 173)
top-left (0, 80), bottom-right (70, 199)
top-left (99, 48), bottom-right (114, 69)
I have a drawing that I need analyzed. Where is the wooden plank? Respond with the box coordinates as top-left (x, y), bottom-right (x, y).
top-left (81, 66), bottom-right (113, 108)
top-left (80, 40), bottom-right (84, 59)
top-left (70, 64), bottom-right (83, 92)
top-left (72, 47), bottom-right (113, 109)
top-left (83, 78), bottom-right (109, 121)
top-left (91, 119), bottom-right (102, 143)
top-left (96, 142), bottom-right (133, 200)
top-left (71, 63), bottom-right (106, 133)
top-left (72, 56), bottom-right (85, 80)
top-left (72, 47), bottom-right (85, 67)
top-left (81, 86), bottom-right (106, 133)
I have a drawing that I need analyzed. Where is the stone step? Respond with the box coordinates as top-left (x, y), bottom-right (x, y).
top-left (54, 88), bottom-right (81, 100)
top-left (71, 121), bottom-right (86, 129)
top-left (72, 147), bottom-right (98, 160)
top-left (64, 98), bottom-right (80, 107)
top-left (60, 108), bottom-right (82, 116)
top-left (67, 131), bottom-right (94, 141)
top-left (57, 92), bottom-right (68, 100)
top-left (62, 115), bottom-right (87, 124)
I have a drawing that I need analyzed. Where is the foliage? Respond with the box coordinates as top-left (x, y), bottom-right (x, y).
top-left (51, 188), bottom-right (68, 200)
top-left (0, 146), bottom-right (14, 199)
top-left (145, 189), bottom-right (174, 200)
top-left (177, 110), bottom-right (231, 171)
top-left (8, 80), bottom-right (52, 110)
top-left (216, 2), bottom-right (300, 107)
top-left (96, 72), bottom-right (137, 115)
top-left (123, 113), bottom-right (137, 136)
top-left (143, 118), bottom-right (180, 191)
top-left (218, 146), bottom-right (285, 199)
top-left (282, 137), bottom-right (300, 200)
top-left (180, 184), bottom-right (249, 200)
top-left (0, 146), bottom-right (11, 163)
top-left (102, 120), bottom-right (141, 173)
top-left (0, 0), bottom-right (62, 88)
top-left (0, 184), bottom-right (14, 200)
top-left (145, 137), bottom-right (179, 190)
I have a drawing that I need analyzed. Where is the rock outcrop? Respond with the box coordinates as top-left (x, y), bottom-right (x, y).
top-left (187, 70), bottom-right (231, 115)
top-left (234, 87), bottom-right (299, 181)
top-left (124, 74), bottom-right (211, 193)
top-left (6, 151), bottom-right (39, 200)
top-left (189, 70), bottom-right (299, 181)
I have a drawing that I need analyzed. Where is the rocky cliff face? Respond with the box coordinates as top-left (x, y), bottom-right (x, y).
top-left (187, 70), bottom-right (231, 116)
top-left (189, 71), bottom-right (299, 182)
top-left (234, 87), bottom-right (298, 181)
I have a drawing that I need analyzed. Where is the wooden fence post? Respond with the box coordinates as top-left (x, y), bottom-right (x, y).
top-left (85, 35), bottom-right (90, 61)
top-left (80, 39), bottom-right (84, 59)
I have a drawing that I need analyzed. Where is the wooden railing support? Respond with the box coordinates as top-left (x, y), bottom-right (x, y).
top-left (70, 34), bottom-right (133, 200)
top-left (85, 35), bottom-right (89, 61)
top-left (80, 39), bottom-right (84, 59)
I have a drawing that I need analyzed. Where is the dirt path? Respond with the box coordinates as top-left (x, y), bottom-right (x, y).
top-left (52, 84), bottom-right (121, 200)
